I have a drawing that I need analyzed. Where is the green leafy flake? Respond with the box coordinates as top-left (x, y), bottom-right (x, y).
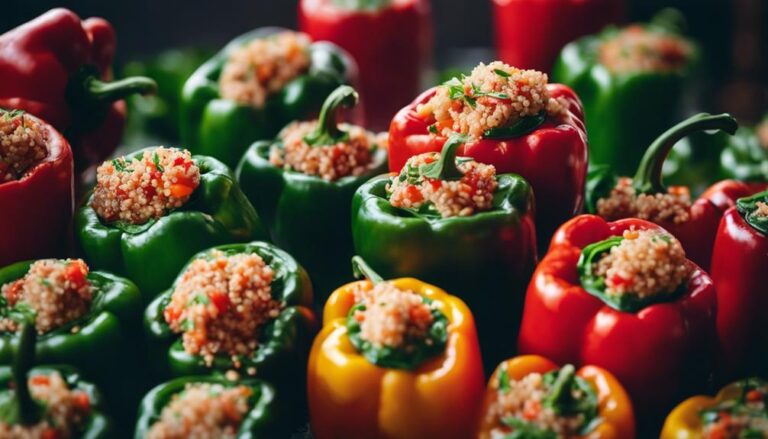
top-left (191, 293), bottom-right (210, 305)
top-left (428, 124), bottom-right (438, 134)
top-left (498, 369), bottom-right (511, 392)
top-left (112, 158), bottom-right (133, 173)
top-left (500, 417), bottom-right (557, 439)
top-left (153, 152), bottom-right (165, 172)
top-left (494, 69), bottom-right (511, 78)
top-left (180, 319), bottom-right (194, 331)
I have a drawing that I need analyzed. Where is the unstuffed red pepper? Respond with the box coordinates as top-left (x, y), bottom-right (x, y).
top-left (0, 109), bottom-right (73, 267)
top-left (299, 0), bottom-right (432, 130)
top-left (584, 113), bottom-right (763, 270)
top-left (477, 355), bottom-right (635, 439)
top-left (518, 215), bottom-right (716, 422)
top-left (388, 61), bottom-right (588, 241)
top-left (308, 257), bottom-right (485, 439)
top-left (0, 8), bottom-right (156, 172)
top-left (710, 190), bottom-right (768, 383)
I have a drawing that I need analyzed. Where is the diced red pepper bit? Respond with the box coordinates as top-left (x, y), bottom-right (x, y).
top-left (41, 429), bottom-right (61, 439)
top-left (210, 292), bottom-right (230, 314)
top-left (72, 391), bottom-right (91, 411)
top-left (65, 260), bottom-right (88, 287)
top-left (609, 274), bottom-right (634, 289)
top-left (164, 306), bottom-right (181, 324)
top-left (747, 389), bottom-right (763, 402)
top-left (30, 375), bottom-right (50, 386)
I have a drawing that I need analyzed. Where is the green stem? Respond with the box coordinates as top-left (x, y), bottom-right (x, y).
top-left (351, 256), bottom-right (383, 285)
top-left (14, 323), bottom-right (39, 425)
top-left (421, 133), bottom-right (468, 181)
top-left (304, 85), bottom-right (359, 146)
top-left (330, 0), bottom-right (391, 11)
top-left (544, 364), bottom-right (576, 414)
top-left (632, 113), bottom-right (738, 194)
top-left (67, 66), bottom-right (157, 108)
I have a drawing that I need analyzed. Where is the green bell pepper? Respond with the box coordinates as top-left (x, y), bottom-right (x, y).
top-left (75, 148), bottom-right (268, 300)
top-left (0, 323), bottom-right (111, 438)
top-left (236, 85), bottom-right (387, 297)
top-left (351, 134), bottom-right (537, 369)
top-left (134, 375), bottom-right (281, 439)
top-left (720, 116), bottom-right (768, 182)
top-left (180, 27), bottom-right (356, 168)
top-left (553, 9), bottom-right (699, 175)
top-left (144, 242), bottom-right (315, 400)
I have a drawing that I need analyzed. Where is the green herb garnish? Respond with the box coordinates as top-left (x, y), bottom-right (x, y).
top-left (153, 152), bottom-right (164, 173)
top-left (498, 369), bottom-right (511, 392)
top-left (112, 158), bottom-right (133, 173)
top-left (494, 69), bottom-right (511, 78)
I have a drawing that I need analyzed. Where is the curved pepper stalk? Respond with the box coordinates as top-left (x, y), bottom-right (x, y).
top-left (303, 85), bottom-right (359, 146)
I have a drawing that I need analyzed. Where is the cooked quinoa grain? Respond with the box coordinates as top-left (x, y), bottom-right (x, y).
top-left (757, 120), bottom-right (768, 150)
top-left (0, 111), bottom-right (47, 182)
top-left (417, 61), bottom-right (566, 140)
top-left (147, 383), bottom-right (251, 439)
top-left (755, 201), bottom-right (768, 218)
top-left (0, 259), bottom-right (92, 334)
top-left (597, 177), bottom-right (692, 224)
top-left (353, 282), bottom-right (435, 350)
top-left (0, 371), bottom-right (92, 439)
top-left (91, 147), bottom-right (200, 225)
top-left (600, 25), bottom-right (691, 74)
top-left (219, 31), bottom-right (311, 108)
top-left (269, 121), bottom-right (381, 181)
top-left (163, 251), bottom-right (282, 366)
top-left (388, 153), bottom-right (497, 217)
top-left (595, 229), bottom-right (691, 298)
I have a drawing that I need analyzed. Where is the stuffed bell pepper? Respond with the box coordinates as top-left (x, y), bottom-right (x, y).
top-left (662, 378), bottom-right (768, 439)
top-left (75, 146), bottom-right (267, 299)
top-left (237, 85), bottom-right (387, 296)
top-left (477, 355), bottom-right (635, 439)
top-left (0, 323), bottom-right (111, 438)
top-left (299, 0), bottom-right (432, 130)
top-left (518, 215), bottom-right (716, 421)
top-left (0, 109), bottom-right (74, 267)
top-left (389, 61), bottom-right (587, 241)
top-left (0, 8), bottom-right (157, 172)
top-left (353, 132), bottom-right (536, 368)
top-left (710, 190), bottom-right (768, 382)
top-left (135, 375), bottom-right (281, 439)
top-left (144, 242), bottom-right (316, 402)
top-left (553, 9), bottom-right (698, 175)
top-left (308, 257), bottom-right (485, 439)
top-left (0, 258), bottom-right (143, 430)
top-left (720, 115), bottom-right (768, 182)
top-left (585, 113), bottom-right (744, 269)
top-left (181, 27), bottom-right (357, 168)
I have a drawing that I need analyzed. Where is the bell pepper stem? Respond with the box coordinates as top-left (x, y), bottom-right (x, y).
top-left (67, 66), bottom-right (157, 109)
top-left (544, 364), bottom-right (576, 414)
top-left (331, 0), bottom-right (391, 10)
top-left (421, 133), bottom-right (468, 181)
top-left (352, 256), bottom-right (383, 285)
top-left (632, 113), bottom-right (738, 194)
top-left (13, 322), bottom-right (40, 425)
top-left (304, 85), bottom-right (359, 146)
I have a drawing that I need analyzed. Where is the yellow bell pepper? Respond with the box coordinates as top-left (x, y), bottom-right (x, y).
top-left (308, 277), bottom-right (485, 439)
top-left (477, 355), bottom-right (636, 439)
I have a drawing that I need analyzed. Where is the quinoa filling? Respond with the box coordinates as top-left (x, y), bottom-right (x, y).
top-left (757, 120), bottom-right (768, 150)
top-left (147, 382), bottom-right (252, 439)
top-left (0, 371), bottom-right (92, 439)
top-left (486, 365), bottom-right (598, 438)
top-left (579, 229), bottom-right (692, 311)
top-left (387, 151), bottom-right (498, 218)
top-left (0, 259), bottom-right (92, 335)
top-left (269, 121), bottom-right (382, 181)
top-left (417, 61), bottom-right (566, 141)
top-left (701, 379), bottom-right (768, 439)
top-left (346, 282), bottom-right (448, 370)
top-left (599, 25), bottom-right (692, 74)
top-left (163, 251), bottom-right (283, 368)
top-left (597, 177), bottom-right (692, 224)
top-left (219, 31), bottom-right (311, 109)
top-left (0, 110), bottom-right (47, 183)
top-left (91, 147), bottom-right (201, 226)
top-left (736, 191), bottom-right (768, 235)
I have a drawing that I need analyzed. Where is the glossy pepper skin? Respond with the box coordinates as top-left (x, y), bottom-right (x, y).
top-left (710, 191), bottom-right (768, 382)
top-left (0, 9), bottom-right (157, 172)
top-left (388, 83), bottom-right (586, 243)
top-left (299, 0), bottom-right (432, 130)
top-left (518, 215), bottom-right (716, 421)
top-left (585, 113), bottom-right (740, 270)
top-left (0, 111), bottom-right (73, 267)
top-left (180, 27), bottom-right (357, 168)
top-left (719, 117), bottom-right (768, 182)
top-left (237, 86), bottom-right (387, 297)
top-left (75, 148), bottom-right (267, 300)
top-left (134, 376), bottom-right (281, 439)
top-left (477, 355), bottom-right (635, 439)
top-left (144, 242), bottom-right (316, 398)
top-left (492, 0), bottom-right (624, 72)
top-left (352, 162), bottom-right (536, 368)
top-left (553, 9), bottom-right (698, 175)
top-left (308, 277), bottom-right (485, 439)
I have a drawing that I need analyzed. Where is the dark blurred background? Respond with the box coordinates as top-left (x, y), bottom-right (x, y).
top-left (5, 0), bottom-right (767, 121)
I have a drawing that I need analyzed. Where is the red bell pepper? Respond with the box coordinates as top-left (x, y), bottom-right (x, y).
top-left (517, 215), bottom-right (716, 422)
top-left (0, 111), bottom-right (74, 266)
top-left (299, 0), bottom-right (432, 131)
top-left (388, 84), bottom-right (588, 241)
top-left (0, 8), bottom-right (156, 172)
top-left (710, 190), bottom-right (768, 383)
top-left (699, 179), bottom-right (768, 213)
top-left (492, 0), bottom-right (624, 72)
